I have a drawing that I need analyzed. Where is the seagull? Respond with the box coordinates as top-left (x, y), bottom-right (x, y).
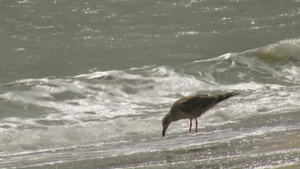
top-left (162, 92), bottom-right (239, 137)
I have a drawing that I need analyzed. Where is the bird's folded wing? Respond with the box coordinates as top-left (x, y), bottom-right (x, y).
top-left (178, 95), bottom-right (217, 112)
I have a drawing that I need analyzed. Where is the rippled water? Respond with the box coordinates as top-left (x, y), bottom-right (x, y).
top-left (1, 0), bottom-right (300, 168)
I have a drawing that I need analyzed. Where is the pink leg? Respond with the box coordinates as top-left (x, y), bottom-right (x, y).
top-left (189, 118), bottom-right (192, 133)
top-left (195, 118), bottom-right (198, 133)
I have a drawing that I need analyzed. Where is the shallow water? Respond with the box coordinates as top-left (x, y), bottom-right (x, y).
top-left (1, 0), bottom-right (300, 168)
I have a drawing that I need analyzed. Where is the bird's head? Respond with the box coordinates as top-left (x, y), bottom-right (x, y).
top-left (162, 113), bottom-right (172, 137)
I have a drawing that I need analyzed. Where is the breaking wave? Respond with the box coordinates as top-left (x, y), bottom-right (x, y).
top-left (0, 38), bottom-right (300, 168)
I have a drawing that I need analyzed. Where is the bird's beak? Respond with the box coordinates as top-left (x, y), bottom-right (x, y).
top-left (162, 128), bottom-right (167, 137)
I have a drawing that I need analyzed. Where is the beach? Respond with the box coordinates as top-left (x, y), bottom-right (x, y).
top-left (1, 0), bottom-right (300, 168)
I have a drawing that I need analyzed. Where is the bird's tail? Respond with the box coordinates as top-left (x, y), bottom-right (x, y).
top-left (217, 92), bottom-right (239, 103)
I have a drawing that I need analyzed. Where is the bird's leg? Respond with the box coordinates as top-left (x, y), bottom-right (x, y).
top-left (189, 118), bottom-right (192, 133)
top-left (195, 118), bottom-right (198, 133)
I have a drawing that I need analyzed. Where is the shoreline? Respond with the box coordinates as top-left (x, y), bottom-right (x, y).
top-left (22, 129), bottom-right (300, 169)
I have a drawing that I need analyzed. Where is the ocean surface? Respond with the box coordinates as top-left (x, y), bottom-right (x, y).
top-left (1, 0), bottom-right (300, 168)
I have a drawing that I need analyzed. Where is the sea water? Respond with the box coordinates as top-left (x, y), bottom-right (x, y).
top-left (1, 0), bottom-right (300, 168)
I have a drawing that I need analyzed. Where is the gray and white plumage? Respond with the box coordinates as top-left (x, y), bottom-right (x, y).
top-left (162, 92), bottom-right (239, 137)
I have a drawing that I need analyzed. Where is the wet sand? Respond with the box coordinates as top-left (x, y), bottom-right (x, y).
top-left (23, 129), bottom-right (300, 169)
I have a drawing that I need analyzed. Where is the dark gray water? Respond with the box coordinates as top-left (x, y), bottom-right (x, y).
top-left (1, 0), bottom-right (300, 168)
